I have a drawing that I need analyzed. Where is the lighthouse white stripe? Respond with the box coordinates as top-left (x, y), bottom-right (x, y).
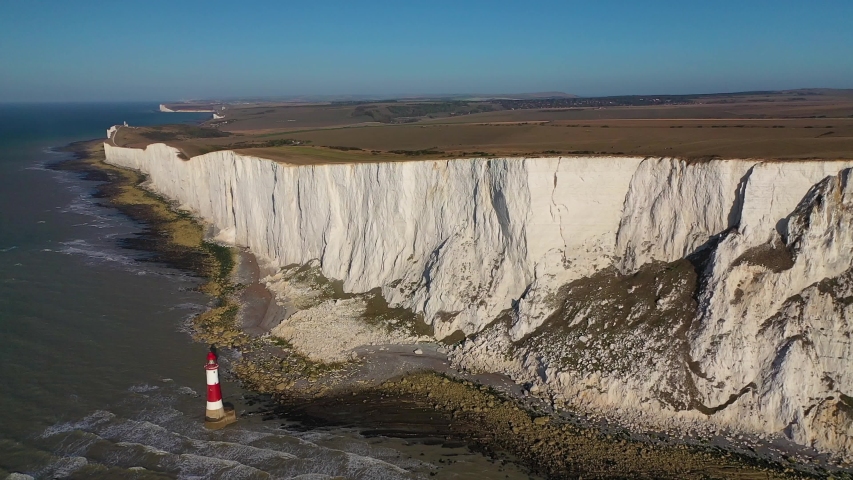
top-left (206, 368), bottom-right (219, 385)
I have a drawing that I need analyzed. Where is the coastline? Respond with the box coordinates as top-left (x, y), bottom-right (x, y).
top-left (52, 139), bottom-right (835, 479)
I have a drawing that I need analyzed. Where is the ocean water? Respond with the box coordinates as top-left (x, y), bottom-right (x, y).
top-left (0, 104), bottom-right (535, 479)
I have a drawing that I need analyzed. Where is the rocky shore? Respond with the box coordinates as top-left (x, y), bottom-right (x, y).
top-left (54, 140), bottom-right (847, 479)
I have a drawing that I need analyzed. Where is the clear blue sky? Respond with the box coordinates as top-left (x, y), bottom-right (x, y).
top-left (1, 0), bottom-right (851, 102)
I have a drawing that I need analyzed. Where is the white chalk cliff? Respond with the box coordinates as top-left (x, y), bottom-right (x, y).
top-left (104, 142), bottom-right (853, 461)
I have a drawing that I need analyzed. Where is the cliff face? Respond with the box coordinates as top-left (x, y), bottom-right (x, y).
top-left (105, 144), bottom-right (648, 338)
top-left (104, 143), bottom-right (853, 460)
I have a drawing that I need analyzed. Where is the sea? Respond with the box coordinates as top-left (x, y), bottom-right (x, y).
top-left (0, 103), bottom-right (535, 479)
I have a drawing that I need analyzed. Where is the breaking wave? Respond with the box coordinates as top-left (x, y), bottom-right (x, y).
top-left (31, 384), bottom-right (422, 479)
top-left (59, 239), bottom-right (139, 266)
top-left (57, 239), bottom-right (196, 283)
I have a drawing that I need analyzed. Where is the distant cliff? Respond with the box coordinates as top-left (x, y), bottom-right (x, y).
top-left (104, 142), bottom-right (853, 461)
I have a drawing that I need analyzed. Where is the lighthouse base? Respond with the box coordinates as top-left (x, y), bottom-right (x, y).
top-left (204, 406), bottom-right (237, 430)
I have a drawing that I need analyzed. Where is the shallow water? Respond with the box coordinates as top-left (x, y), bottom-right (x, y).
top-left (0, 104), bottom-right (536, 479)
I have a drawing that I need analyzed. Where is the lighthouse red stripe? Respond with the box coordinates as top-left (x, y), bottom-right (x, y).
top-left (207, 383), bottom-right (222, 402)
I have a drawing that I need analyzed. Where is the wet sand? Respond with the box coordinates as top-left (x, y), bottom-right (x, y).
top-left (233, 249), bottom-right (291, 336)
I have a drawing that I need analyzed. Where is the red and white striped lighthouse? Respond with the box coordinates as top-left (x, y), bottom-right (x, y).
top-left (205, 351), bottom-right (225, 421)
top-left (204, 350), bottom-right (236, 429)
